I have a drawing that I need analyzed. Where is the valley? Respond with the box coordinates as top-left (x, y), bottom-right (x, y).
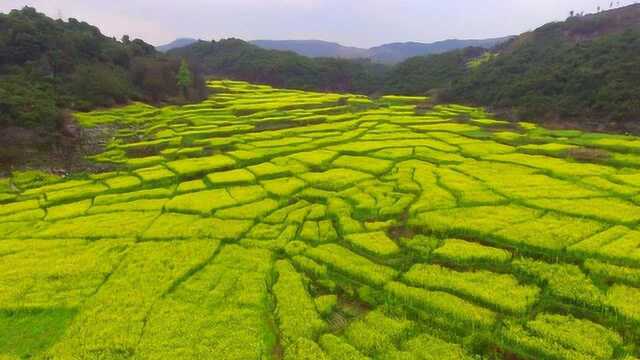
top-left (1, 81), bottom-right (639, 359)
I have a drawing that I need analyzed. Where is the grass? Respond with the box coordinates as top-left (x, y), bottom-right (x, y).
top-left (0, 308), bottom-right (78, 358)
top-left (1, 80), bottom-right (639, 359)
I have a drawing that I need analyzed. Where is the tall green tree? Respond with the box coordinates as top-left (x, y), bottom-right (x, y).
top-left (176, 59), bottom-right (192, 97)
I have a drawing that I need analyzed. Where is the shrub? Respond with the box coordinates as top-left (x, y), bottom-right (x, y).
top-left (432, 239), bottom-right (512, 265)
top-left (403, 264), bottom-right (539, 314)
top-left (343, 310), bottom-right (413, 355)
top-left (289, 150), bottom-right (338, 166)
top-left (314, 295), bottom-right (337, 316)
top-left (49, 240), bottom-right (221, 358)
top-left (45, 200), bottom-right (92, 221)
top-left (215, 198), bottom-right (279, 220)
top-left (513, 258), bottom-right (605, 309)
top-left (283, 338), bottom-right (328, 360)
top-left (0, 199), bottom-right (40, 216)
top-left (585, 259), bottom-right (640, 288)
top-left (525, 197), bottom-right (640, 224)
top-left (104, 175), bottom-right (142, 191)
top-left (319, 334), bottom-right (368, 360)
top-left (332, 155), bottom-right (393, 175)
top-left (274, 260), bottom-right (326, 347)
top-left (384, 281), bottom-right (496, 330)
top-left (344, 232), bottom-right (400, 257)
top-left (306, 244), bottom-right (398, 286)
top-left (606, 284), bottom-right (640, 324)
top-left (398, 334), bottom-right (473, 360)
top-left (247, 162), bottom-right (291, 179)
top-left (166, 155), bottom-right (235, 177)
top-left (206, 169), bottom-right (256, 186)
top-left (94, 187), bottom-right (173, 206)
top-left (165, 188), bottom-right (237, 214)
top-left (261, 177), bottom-right (306, 197)
top-left (134, 165), bottom-right (176, 184)
top-left (500, 314), bottom-right (623, 360)
top-left (45, 183), bottom-right (109, 205)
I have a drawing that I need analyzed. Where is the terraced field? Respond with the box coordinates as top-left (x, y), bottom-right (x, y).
top-left (2, 80), bottom-right (640, 359)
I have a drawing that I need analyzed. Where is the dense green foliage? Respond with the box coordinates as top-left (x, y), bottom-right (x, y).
top-left (384, 6), bottom-right (640, 125)
top-left (169, 6), bottom-right (640, 127)
top-left (384, 47), bottom-right (486, 95)
top-left (448, 28), bottom-right (640, 123)
top-left (169, 39), bottom-right (387, 93)
top-left (0, 7), bottom-right (207, 130)
top-left (5, 5), bottom-right (640, 134)
top-left (1, 81), bottom-right (640, 359)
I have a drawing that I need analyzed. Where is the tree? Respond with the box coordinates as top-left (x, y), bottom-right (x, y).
top-left (176, 59), bottom-right (192, 98)
top-left (0, 71), bottom-right (59, 129)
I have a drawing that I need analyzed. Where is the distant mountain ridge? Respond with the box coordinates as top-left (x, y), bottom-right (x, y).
top-left (158, 37), bottom-right (513, 64)
top-left (250, 37), bottom-right (514, 64)
top-left (249, 39), bottom-right (368, 59)
top-left (156, 38), bottom-right (198, 52)
top-left (367, 38), bottom-right (514, 64)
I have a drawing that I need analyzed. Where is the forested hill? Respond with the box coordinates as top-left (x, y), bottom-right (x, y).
top-left (385, 4), bottom-right (640, 129)
top-left (3, 2), bottom-right (640, 163)
top-left (446, 4), bottom-right (640, 128)
top-left (169, 4), bottom-right (640, 129)
top-left (249, 37), bottom-right (512, 64)
top-left (168, 39), bottom-right (387, 93)
top-left (0, 7), bottom-right (206, 131)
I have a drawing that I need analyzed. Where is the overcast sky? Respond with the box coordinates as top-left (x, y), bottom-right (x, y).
top-left (0, 0), bottom-right (630, 47)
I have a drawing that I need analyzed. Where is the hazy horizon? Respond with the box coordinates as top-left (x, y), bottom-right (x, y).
top-left (0, 0), bottom-right (632, 47)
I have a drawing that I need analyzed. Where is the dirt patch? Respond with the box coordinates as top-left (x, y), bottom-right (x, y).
top-left (566, 147), bottom-right (610, 162)
top-left (388, 225), bottom-right (416, 241)
top-left (0, 118), bottom-right (118, 177)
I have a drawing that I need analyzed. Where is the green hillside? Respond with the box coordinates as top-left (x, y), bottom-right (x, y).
top-left (0, 7), bottom-right (206, 130)
top-left (387, 5), bottom-right (640, 128)
top-left (168, 39), bottom-right (387, 93)
top-left (1, 81), bottom-right (639, 359)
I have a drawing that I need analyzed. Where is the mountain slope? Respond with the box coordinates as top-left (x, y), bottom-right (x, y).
top-left (368, 37), bottom-right (512, 64)
top-left (384, 47), bottom-right (488, 95)
top-left (156, 38), bottom-right (198, 52)
top-left (0, 8), bottom-right (207, 129)
top-left (380, 4), bottom-right (640, 128)
top-left (250, 39), bottom-right (368, 59)
top-left (168, 39), bottom-right (387, 93)
top-left (250, 37), bottom-right (512, 64)
top-left (446, 4), bottom-right (640, 126)
top-left (0, 7), bottom-right (207, 170)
